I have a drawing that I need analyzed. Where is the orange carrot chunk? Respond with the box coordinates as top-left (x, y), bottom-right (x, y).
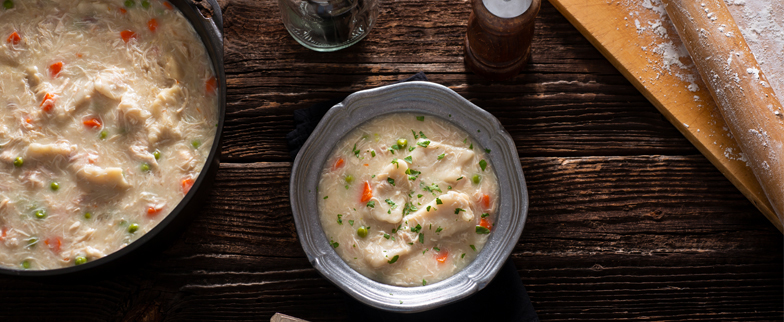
top-left (147, 18), bottom-right (158, 32)
top-left (360, 181), bottom-right (373, 203)
top-left (182, 178), bottom-right (195, 194)
top-left (479, 218), bottom-right (492, 230)
top-left (436, 250), bottom-right (448, 263)
top-left (40, 93), bottom-right (55, 112)
top-left (49, 62), bottom-right (63, 77)
top-left (83, 117), bottom-right (102, 129)
top-left (163, 2), bottom-right (174, 10)
top-left (481, 194), bottom-right (490, 209)
top-left (333, 158), bottom-right (344, 170)
top-left (6, 31), bottom-right (20, 45)
top-left (205, 76), bottom-right (218, 94)
top-left (119, 7), bottom-right (127, 14)
top-left (44, 237), bottom-right (62, 253)
top-left (120, 30), bottom-right (136, 43)
top-left (146, 206), bottom-right (162, 216)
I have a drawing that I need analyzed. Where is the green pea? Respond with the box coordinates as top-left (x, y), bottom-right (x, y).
top-left (191, 140), bottom-right (201, 149)
top-left (397, 138), bottom-right (407, 148)
top-left (13, 156), bottom-right (22, 167)
top-left (472, 174), bottom-right (481, 184)
top-left (74, 256), bottom-right (87, 265)
top-left (2, 0), bottom-right (13, 10)
top-left (141, 0), bottom-right (150, 9)
top-left (128, 223), bottom-right (139, 233)
top-left (21, 260), bottom-right (30, 269)
top-left (50, 182), bottom-right (59, 191)
top-left (84, 212), bottom-right (92, 219)
top-left (357, 226), bottom-right (368, 238)
top-left (34, 210), bottom-right (46, 219)
top-left (345, 175), bottom-right (354, 184)
top-left (153, 150), bottom-right (161, 160)
top-left (124, 0), bottom-right (135, 8)
top-left (27, 237), bottom-right (38, 247)
top-left (140, 162), bottom-right (151, 172)
top-left (100, 130), bottom-right (108, 139)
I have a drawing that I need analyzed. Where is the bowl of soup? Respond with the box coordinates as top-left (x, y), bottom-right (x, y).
top-left (290, 81), bottom-right (528, 312)
top-left (0, 0), bottom-right (225, 276)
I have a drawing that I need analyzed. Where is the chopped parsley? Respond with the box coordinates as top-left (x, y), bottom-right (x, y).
top-left (455, 208), bottom-right (465, 214)
top-left (470, 245), bottom-right (477, 251)
top-left (337, 214), bottom-right (343, 224)
top-left (434, 247), bottom-right (440, 251)
top-left (371, 150), bottom-right (376, 157)
top-left (387, 177), bottom-right (395, 186)
top-left (417, 140), bottom-right (430, 148)
top-left (476, 226), bottom-right (490, 234)
top-left (406, 168), bottom-right (421, 180)
top-left (427, 206), bottom-right (431, 212)
top-left (421, 182), bottom-right (442, 195)
top-left (388, 255), bottom-right (399, 264)
top-left (437, 153), bottom-right (445, 160)
top-left (419, 131), bottom-right (427, 139)
top-left (408, 146), bottom-right (416, 152)
top-left (349, 220), bottom-right (354, 226)
top-left (448, 186), bottom-right (452, 189)
top-left (469, 143), bottom-right (473, 150)
top-left (352, 144), bottom-right (360, 158)
top-left (423, 248), bottom-right (429, 254)
top-left (366, 201), bottom-right (375, 208)
top-left (418, 233), bottom-right (424, 244)
top-left (461, 253), bottom-right (466, 258)
top-left (435, 226), bottom-right (443, 233)
top-left (403, 202), bottom-right (418, 216)
top-left (385, 198), bottom-right (396, 206)
top-left (456, 176), bottom-right (463, 181)
top-left (323, 196), bottom-right (329, 200)
top-left (436, 198), bottom-right (443, 205)
top-left (482, 213), bottom-right (489, 218)
top-left (371, 175), bottom-right (376, 178)
top-left (416, 116), bottom-right (425, 121)
top-left (412, 130), bottom-right (419, 139)
top-left (411, 224), bottom-right (422, 233)
top-left (417, 194), bottom-right (423, 198)
top-left (422, 279), bottom-right (427, 286)
top-left (329, 239), bottom-right (339, 248)
top-left (384, 233), bottom-right (390, 239)
top-left (391, 159), bottom-right (399, 168)
top-left (403, 156), bottom-right (413, 164)
top-left (485, 148), bottom-right (491, 153)
top-left (479, 159), bottom-right (487, 171)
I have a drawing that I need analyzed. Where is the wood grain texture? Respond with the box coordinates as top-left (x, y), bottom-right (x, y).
top-left (0, 160), bottom-right (780, 321)
top-left (0, 0), bottom-right (781, 321)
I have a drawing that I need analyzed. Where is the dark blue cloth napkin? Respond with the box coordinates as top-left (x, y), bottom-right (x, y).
top-left (286, 73), bottom-right (539, 322)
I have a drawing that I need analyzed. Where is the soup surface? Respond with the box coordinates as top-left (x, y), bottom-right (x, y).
top-left (0, 0), bottom-right (218, 270)
top-left (318, 113), bottom-right (498, 286)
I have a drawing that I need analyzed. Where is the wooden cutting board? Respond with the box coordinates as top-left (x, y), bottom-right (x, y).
top-left (547, 0), bottom-right (784, 232)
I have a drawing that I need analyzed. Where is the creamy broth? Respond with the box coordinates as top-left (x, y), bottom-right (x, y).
top-left (0, 0), bottom-right (218, 270)
top-left (318, 113), bottom-right (498, 286)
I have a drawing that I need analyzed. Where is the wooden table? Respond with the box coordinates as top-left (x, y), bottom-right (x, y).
top-left (1, 0), bottom-right (781, 320)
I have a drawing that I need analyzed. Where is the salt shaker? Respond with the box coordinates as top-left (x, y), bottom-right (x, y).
top-left (465, 0), bottom-right (541, 80)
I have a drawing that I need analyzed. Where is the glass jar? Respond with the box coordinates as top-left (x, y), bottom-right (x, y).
top-left (278, 0), bottom-right (380, 52)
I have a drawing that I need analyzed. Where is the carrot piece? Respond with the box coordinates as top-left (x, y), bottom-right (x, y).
top-left (182, 178), bottom-right (195, 194)
top-left (49, 62), bottom-right (63, 77)
top-left (363, 164), bottom-right (369, 166)
top-left (0, 227), bottom-right (7, 241)
top-left (436, 250), bottom-right (448, 263)
top-left (333, 158), bottom-right (344, 170)
top-left (147, 18), bottom-right (158, 32)
top-left (163, 1), bottom-right (174, 10)
top-left (40, 93), bottom-right (55, 112)
top-left (44, 237), bottom-right (62, 253)
top-left (147, 206), bottom-right (162, 216)
top-left (119, 7), bottom-right (127, 14)
top-left (120, 30), bottom-right (136, 43)
top-left (360, 181), bottom-right (373, 203)
top-left (479, 218), bottom-right (492, 230)
top-left (83, 117), bottom-right (102, 129)
top-left (481, 194), bottom-right (490, 209)
top-left (205, 76), bottom-right (218, 94)
top-left (6, 31), bottom-right (20, 45)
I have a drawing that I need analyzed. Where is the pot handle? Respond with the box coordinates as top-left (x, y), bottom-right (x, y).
top-left (205, 0), bottom-right (224, 36)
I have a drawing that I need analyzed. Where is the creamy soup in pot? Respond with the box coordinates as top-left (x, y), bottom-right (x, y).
top-left (0, 0), bottom-right (218, 270)
top-left (318, 113), bottom-right (498, 286)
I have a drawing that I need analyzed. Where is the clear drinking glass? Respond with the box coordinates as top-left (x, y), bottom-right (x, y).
top-left (279, 0), bottom-right (379, 52)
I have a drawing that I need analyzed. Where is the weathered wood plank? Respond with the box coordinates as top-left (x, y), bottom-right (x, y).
top-left (218, 0), bottom-right (697, 162)
top-left (0, 158), bottom-right (779, 321)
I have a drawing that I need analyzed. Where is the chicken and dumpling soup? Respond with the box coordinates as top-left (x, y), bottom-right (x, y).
top-left (0, 0), bottom-right (218, 270)
top-left (318, 113), bottom-right (498, 286)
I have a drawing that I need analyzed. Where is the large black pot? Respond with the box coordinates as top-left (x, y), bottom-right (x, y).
top-left (0, 0), bottom-right (226, 278)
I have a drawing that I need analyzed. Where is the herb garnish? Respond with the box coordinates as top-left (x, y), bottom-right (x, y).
top-left (434, 247), bottom-right (440, 251)
top-left (411, 224), bottom-right (422, 233)
top-left (470, 245), bottom-right (477, 251)
top-left (387, 177), bottom-right (395, 186)
top-left (366, 201), bottom-right (375, 208)
top-left (349, 220), bottom-right (354, 226)
top-left (418, 233), bottom-right (424, 244)
top-left (436, 226), bottom-right (443, 233)
top-left (476, 226), bottom-right (490, 234)
top-left (388, 255), bottom-right (399, 264)
top-left (437, 153), bottom-right (445, 160)
top-left (479, 159), bottom-right (487, 171)
top-left (436, 198), bottom-right (443, 205)
top-left (417, 140), bottom-right (430, 148)
top-left (416, 116), bottom-right (425, 121)
top-left (391, 159), bottom-right (399, 168)
top-left (403, 156), bottom-right (412, 164)
top-left (485, 148), bottom-right (491, 153)
top-left (337, 214), bottom-right (343, 224)
top-left (384, 233), bottom-right (390, 239)
top-left (330, 239), bottom-right (339, 248)
top-left (454, 208), bottom-right (465, 214)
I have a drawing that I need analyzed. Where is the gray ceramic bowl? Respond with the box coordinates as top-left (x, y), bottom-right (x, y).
top-left (290, 81), bottom-right (528, 312)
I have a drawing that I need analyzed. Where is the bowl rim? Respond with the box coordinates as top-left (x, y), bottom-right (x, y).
top-left (290, 81), bottom-right (528, 312)
top-left (0, 0), bottom-right (226, 277)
